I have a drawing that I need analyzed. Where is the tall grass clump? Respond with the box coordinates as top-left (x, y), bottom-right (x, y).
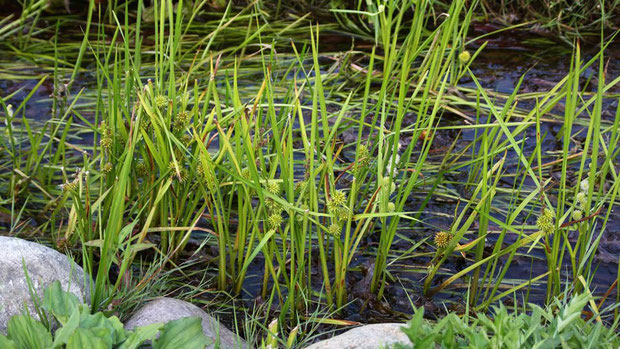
top-left (0, 0), bottom-right (619, 345)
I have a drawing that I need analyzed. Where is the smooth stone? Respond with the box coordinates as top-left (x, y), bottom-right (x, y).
top-left (0, 236), bottom-right (91, 333)
top-left (306, 323), bottom-right (410, 349)
top-left (124, 297), bottom-right (248, 349)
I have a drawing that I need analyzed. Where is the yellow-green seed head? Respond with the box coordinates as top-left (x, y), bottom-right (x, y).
top-left (100, 136), bottom-right (112, 149)
top-left (266, 180), bottom-right (281, 195)
top-left (295, 179), bottom-right (308, 192)
top-left (434, 231), bottom-right (451, 249)
top-left (580, 179), bottom-right (589, 192)
top-left (268, 213), bottom-right (283, 228)
top-left (357, 144), bottom-right (370, 167)
top-left (328, 223), bottom-right (341, 237)
top-left (139, 116), bottom-right (151, 130)
top-left (266, 198), bottom-right (283, 214)
top-left (536, 209), bottom-right (555, 235)
top-left (241, 168), bottom-right (251, 180)
top-left (331, 190), bottom-right (347, 207)
top-left (333, 206), bottom-right (349, 221)
top-left (136, 161), bottom-right (148, 177)
top-left (387, 202), bottom-right (396, 213)
top-left (175, 167), bottom-right (188, 182)
top-left (173, 111), bottom-right (189, 132)
top-left (155, 95), bottom-right (168, 109)
top-left (177, 111), bottom-right (189, 124)
top-left (102, 162), bottom-right (113, 174)
top-left (381, 176), bottom-right (396, 194)
top-left (543, 208), bottom-right (555, 220)
top-left (458, 50), bottom-right (471, 64)
top-left (62, 179), bottom-right (79, 192)
top-left (576, 192), bottom-right (587, 209)
top-left (572, 209), bottom-right (583, 221)
top-left (100, 122), bottom-right (113, 149)
top-left (168, 161), bottom-right (179, 172)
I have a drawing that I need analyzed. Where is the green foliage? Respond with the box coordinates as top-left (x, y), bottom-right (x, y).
top-left (0, 281), bottom-right (209, 349)
top-left (0, 0), bottom-right (619, 345)
top-left (397, 293), bottom-right (620, 348)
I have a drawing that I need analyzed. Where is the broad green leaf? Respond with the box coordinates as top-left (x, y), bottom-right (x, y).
top-left (119, 323), bottom-right (162, 349)
top-left (153, 317), bottom-right (208, 349)
top-left (66, 328), bottom-right (108, 349)
top-left (7, 315), bottom-right (52, 349)
top-left (43, 280), bottom-right (80, 325)
top-left (79, 312), bottom-right (127, 345)
top-left (0, 335), bottom-right (17, 349)
top-left (51, 306), bottom-right (81, 347)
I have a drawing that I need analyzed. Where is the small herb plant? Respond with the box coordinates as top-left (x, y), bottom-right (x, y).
top-left (396, 293), bottom-right (620, 348)
top-left (0, 281), bottom-right (209, 349)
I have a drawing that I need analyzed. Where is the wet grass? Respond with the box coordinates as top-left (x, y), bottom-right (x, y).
top-left (1, 0), bottom-right (619, 346)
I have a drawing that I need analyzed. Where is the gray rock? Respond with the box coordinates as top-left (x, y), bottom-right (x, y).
top-left (124, 297), bottom-right (248, 349)
top-left (306, 323), bottom-right (410, 349)
top-left (0, 236), bottom-right (90, 333)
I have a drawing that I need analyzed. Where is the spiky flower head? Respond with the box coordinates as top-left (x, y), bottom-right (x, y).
top-left (139, 116), bottom-right (151, 131)
top-left (168, 161), bottom-right (187, 182)
top-left (155, 95), bottom-right (168, 109)
top-left (266, 180), bottom-right (281, 196)
top-left (536, 208), bottom-right (555, 235)
top-left (357, 144), bottom-right (371, 168)
top-left (61, 178), bottom-right (79, 193)
top-left (330, 190), bottom-right (347, 207)
top-left (100, 122), bottom-right (113, 149)
top-left (268, 213), bottom-right (283, 228)
top-left (387, 202), bottom-right (396, 213)
top-left (458, 50), bottom-right (471, 64)
top-left (102, 162), bottom-right (113, 174)
top-left (580, 179), bottom-right (589, 193)
top-left (576, 192), bottom-right (587, 209)
top-left (176, 111), bottom-right (189, 124)
top-left (136, 161), bottom-right (149, 177)
top-left (434, 231), bottom-right (451, 249)
top-left (181, 134), bottom-right (192, 146)
top-left (332, 206), bottom-right (350, 221)
top-left (572, 209), bottom-right (583, 221)
top-left (295, 179), bottom-right (308, 193)
top-left (241, 168), bottom-right (252, 180)
top-left (382, 176), bottom-right (396, 194)
top-left (175, 167), bottom-right (189, 182)
top-left (328, 223), bottom-right (341, 238)
top-left (173, 111), bottom-right (189, 132)
top-left (168, 161), bottom-right (179, 172)
top-left (266, 198), bottom-right (283, 214)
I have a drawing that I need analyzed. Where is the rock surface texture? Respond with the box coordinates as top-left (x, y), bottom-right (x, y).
top-left (306, 323), bottom-right (410, 349)
top-left (0, 236), bottom-right (90, 333)
top-left (124, 297), bottom-right (248, 349)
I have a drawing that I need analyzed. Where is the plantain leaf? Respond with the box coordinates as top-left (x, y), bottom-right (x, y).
top-left (51, 306), bottom-right (81, 347)
top-left (78, 311), bottom-right (127, 345)
top-left (0, 335), bottom-right (17, 349)
top-left (66, 328), bottom-right (109, 349)
top-left (42, 280), bottom-right (80, 325)
top-left (153, 317), bottom-right (208, 349)
top-left (7, 315), bottom-right (52, 349)
top-left (119, 323), bottom-right (162, 349)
